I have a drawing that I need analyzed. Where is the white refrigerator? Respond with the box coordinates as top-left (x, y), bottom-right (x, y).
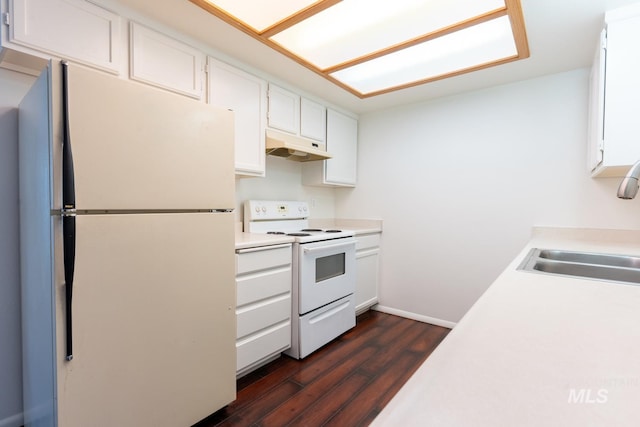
top-left (18, 60), bottom-right (237, 427)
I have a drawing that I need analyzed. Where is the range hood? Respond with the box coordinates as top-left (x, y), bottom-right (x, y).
top-left (265, 129), bottom-right (332, 162)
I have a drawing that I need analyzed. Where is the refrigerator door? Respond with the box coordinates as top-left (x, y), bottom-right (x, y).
top-left (53, 212), bottom-right (236, 427)
top-left (60, 62), bottom-right (235, 211)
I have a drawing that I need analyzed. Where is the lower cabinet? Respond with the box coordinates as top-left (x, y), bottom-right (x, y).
top-left (235, 243), bottom-right (292, 376)
top-left (355, 233), bottom-right (381, 315)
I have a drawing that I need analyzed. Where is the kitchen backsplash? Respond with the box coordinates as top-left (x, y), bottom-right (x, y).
top-left (235, 156), bottom-right (336, 226)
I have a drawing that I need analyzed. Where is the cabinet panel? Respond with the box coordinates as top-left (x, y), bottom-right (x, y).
top-left (236, 321), bottom-right (290, 373)
top-left (236, 245), bottom-right (291, 275)
top-left (9, 0), bottom-right (121, 72)
top-left (325, 109), bottom-right (358, 186)
top-left (591, 5), bottom-right (640, 177)
top-left (208, 58), bottom-right (267, 176)
top-left (356, 249), bottom-right (379, 314)
top-left (267, 84), bottom-right (299, 134)
top-left (236, 268), bottom-right (291, 306)
top-left (130, 22), bottom-right (203, 98)
top-left (237, 294), bottom-right (291, 339)
top-left (300, 98), bottom-right (326, 142)
top-left (355, 233), bottom-right (380, 314)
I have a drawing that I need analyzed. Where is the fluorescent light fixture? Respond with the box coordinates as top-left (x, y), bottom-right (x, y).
top-left (190, 0), bottom-right (529, 98)
top-left (201, 0), bottom-right (320, 32)
top-left (271, 0), bottom-right (507, 70)
top-left (331, 15), bottom-right (517, 94)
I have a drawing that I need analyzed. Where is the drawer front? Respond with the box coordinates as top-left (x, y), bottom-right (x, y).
top-left (356, 233), bottom-right (380, 251)
top-left (299, 295), bottom-right (355, 358)
top-left (237, 294), bottom-right (291, 339)
top-left (236, 267), bottom-right (291, 306)
top-left (236, 321), bottom-right (290, 372)
top-left (236, 246), bottom-right (291, 275)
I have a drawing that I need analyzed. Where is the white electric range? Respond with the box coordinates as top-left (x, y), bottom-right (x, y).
top-left (244, 200), bottom-right (356, 359)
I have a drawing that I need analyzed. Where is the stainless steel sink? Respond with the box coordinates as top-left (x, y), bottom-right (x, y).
top-left (518, 248), bottom-right (640, 285)
top-left (538, 249), bottom-right (640, 268)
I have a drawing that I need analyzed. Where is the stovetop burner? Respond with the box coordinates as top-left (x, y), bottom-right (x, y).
top-left (244, 201), bottom-right (355, 243)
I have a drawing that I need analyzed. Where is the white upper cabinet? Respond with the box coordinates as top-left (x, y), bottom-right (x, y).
top-left (325, 109), bottom-right (358, 186)
top-left (302, 108), bottom-right (357, 187)
top-left (207, 57), bottom-right (267, 177)
top-left (590, 4), bottom-right (640, 177)
top-left (267, 84), bottom-right (299, 134)
top-left (5, 0), bottom-right (121, 73)
top-left (130, 23), bottom-right (204, 99)
top-left (300, 98), bottom-right (326, 142)
top-left (267, 83), bottom-right (326, 143)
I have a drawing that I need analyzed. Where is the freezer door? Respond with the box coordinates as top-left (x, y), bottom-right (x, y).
top-left (53, 212), bottom-right (236, 427)
top-left (61, 62), bottom-right (235, 210)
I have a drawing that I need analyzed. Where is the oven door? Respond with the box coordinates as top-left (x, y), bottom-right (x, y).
top-left (297, 237), bottom-right (356, 315)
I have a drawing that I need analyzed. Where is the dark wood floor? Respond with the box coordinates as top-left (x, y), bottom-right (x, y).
top-left (195, 310), bottom-right (451, 427)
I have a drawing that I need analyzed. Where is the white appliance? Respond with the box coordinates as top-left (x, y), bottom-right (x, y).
top-left (18, 60), bottom-right (237, 427)
top-left (244, 200), bottom-right (356, 359)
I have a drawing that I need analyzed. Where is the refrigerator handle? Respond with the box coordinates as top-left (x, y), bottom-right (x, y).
top-left (61, 60), bottom-right (76, 362)
top-left (61, 61), bottom-right (76, 210)
top-left (62, 215), bottom-right (76, 361)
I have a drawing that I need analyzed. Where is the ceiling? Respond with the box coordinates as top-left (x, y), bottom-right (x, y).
top-left (114, 0), bottom-right (639, 114)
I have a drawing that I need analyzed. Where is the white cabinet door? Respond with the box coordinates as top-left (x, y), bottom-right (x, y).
top-left (591, 5), bottom-right (640, 177)
top-left (130, 22), bottom-right (204, 99)
top-left (325, 109), bottom-right (358, 186)
top-left (7, 0), bottom-right (121, 72)
top-left (267, 83), bottom-right (299, 134)
top-left (208, 57), bottom-right (267, 176)
top-left (355, 233), bottom-right (380, 314)
top-left (300, 97), bottom-right (326, 142)
top-left (302, 108), bottom-right (358, 187)
top-left (588, 30), bottom-right (606, 173)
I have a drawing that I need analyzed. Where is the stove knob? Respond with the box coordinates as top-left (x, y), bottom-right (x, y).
top-left (261, 206), bottom-right (267, 213)
top-left (303, 206), bottom-right (308, 212)
top-left (254, 206), bottom-right (260, 213)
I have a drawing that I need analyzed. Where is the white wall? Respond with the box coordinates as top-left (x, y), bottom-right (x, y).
top-left (235, 156), bottom-right (336, 226)
top-left (335, 69), bottom-right (640, 324)
top-left (0, 68), bottom-right (35, 427)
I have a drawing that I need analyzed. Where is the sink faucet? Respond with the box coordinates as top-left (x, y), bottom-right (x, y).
top-left (617, 160), bottom-right (640, 199)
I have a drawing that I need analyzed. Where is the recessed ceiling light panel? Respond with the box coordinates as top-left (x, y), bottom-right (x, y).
top-left (270, 0), bottom-right (506, 70)
top-left (190, 0), bottom-right (529, 98)
top-left (200, 0), bottom-right (320, 32)
top-left (330, 15), bottom-right (517, 95)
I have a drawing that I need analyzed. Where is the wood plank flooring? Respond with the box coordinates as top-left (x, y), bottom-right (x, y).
top-left (194, 310), bottom-right (451, 427)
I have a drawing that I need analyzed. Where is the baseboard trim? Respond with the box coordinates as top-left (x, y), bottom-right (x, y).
top-left (0, 412), bottom-right (24, 427)
top-left (372, 305), bottom-right (457, 329)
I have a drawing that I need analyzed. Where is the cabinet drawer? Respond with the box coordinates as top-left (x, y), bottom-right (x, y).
top-left (236, 267), bottom-right (291, 306)
top-left (237, 294), bottom-right (291, 339)
top-left (356, 233), bottom-right (380, 251)
top-left (237, 321), bottom-right (290, 372)
top-left (236, 245), bottom-right (291, 274)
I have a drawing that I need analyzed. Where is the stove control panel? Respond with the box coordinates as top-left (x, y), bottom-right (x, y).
top-left (245, 200), bottom-right (309, 221)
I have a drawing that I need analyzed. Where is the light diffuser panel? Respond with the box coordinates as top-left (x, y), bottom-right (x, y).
top-left (330, 16), bottom-right (517, 94)
top-left (202, 0), bottom-right (319, 32)
top-left (271, 0), bottom-right (506, 70)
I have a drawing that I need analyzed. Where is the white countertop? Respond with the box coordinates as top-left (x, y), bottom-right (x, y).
top-left (234, 232), bottom-right (294, 250)
top-left (235, 218), bottom-right (382, 250)
top-left (372, 227), bottom-right (640, 427)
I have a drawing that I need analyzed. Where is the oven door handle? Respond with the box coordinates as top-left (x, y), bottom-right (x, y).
top-left (303, 241), bottom-right (355, 254)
